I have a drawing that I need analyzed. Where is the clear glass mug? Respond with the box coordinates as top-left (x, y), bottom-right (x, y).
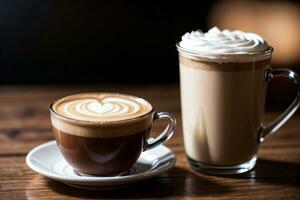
top-left (177, 44), bottom-right (300, 174)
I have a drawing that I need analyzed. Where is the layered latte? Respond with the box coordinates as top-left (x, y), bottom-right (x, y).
top-left (177, 27), bottom-right (272, 166)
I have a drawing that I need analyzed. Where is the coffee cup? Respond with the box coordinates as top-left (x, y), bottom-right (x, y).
top-left (50, 93), bottom-right (176, 176)
top-left (177, 27), bottom-right (300, 174)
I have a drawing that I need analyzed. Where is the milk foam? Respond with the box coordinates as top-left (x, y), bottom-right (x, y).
top-left (52, 93), bottom-right (152, 123)
top-left (178, 27), bottom-right (272, 62)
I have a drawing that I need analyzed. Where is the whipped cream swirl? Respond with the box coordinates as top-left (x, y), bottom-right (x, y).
top-left (178, 27), bottom-right (271, 62)
top-left (52, 93), bottom-right (152, 122)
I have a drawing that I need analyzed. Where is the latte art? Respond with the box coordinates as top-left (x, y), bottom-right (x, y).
top-left (52, 93), bottom-right (152, 122)
top-left (64, 98), bottom-right (140, 118)
top-left (179, 26), bottom-right (271, 62)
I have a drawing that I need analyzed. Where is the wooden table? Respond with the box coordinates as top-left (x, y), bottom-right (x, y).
top-left (0, 85), bottom-right (299, 199)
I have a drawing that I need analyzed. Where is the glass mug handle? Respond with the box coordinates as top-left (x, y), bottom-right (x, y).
top-left (144, 112), bottom-right (176, 150)
top-left (258, 68), bottom-right (300, 143)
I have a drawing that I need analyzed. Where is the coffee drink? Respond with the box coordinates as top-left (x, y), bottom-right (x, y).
top-left (179, 56), bottom-right (270, 166)
top-left (50, 93), bottom-right (176, 176)
top-left (177, 27), bottom-right (300, 174)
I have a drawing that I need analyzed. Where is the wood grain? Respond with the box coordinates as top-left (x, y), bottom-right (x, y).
top-left (0, 85), bottom-right (299, 200)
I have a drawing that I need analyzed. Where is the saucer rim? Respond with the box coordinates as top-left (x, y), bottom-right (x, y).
top-left (26, 140), bottom-right (176, 184)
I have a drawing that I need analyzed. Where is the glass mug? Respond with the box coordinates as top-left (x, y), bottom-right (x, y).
top-left (177, 45), bottom-right (300, 174)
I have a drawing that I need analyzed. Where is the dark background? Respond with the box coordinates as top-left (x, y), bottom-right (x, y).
top-left (0, 1), bottom-right (213, 84)
top-left (1, 0), bottom-right (300, 109)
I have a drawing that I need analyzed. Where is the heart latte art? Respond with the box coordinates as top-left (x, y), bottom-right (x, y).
top-left (52, 93), bottom-right (153, 122)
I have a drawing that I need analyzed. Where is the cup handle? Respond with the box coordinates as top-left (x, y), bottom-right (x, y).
top-left (144, 112), bottom-right (176, 150)
top-left (258, 68), bottom-right (300, 143)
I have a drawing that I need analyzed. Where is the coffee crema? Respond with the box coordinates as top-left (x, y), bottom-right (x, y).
top-left (50, 93), bottom-right (154, 138)
top-left (52, 93), bottom-right (152, 122)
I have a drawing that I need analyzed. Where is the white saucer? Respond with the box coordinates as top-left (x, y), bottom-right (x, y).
top-left (26, 140), bottom-right (176, 189)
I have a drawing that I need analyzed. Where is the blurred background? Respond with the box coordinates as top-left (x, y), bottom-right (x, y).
top-left (0, 0), bottom-right (299, 107)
